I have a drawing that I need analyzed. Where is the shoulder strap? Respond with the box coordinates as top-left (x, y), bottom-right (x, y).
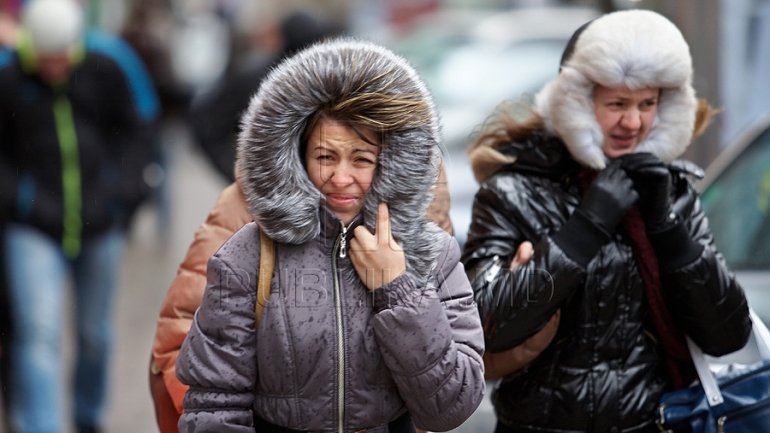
top-left (255, 227), bottom-right (275, 329)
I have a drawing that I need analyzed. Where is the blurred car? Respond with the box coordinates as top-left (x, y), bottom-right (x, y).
top-left (385, 6), bottom-right (601, 246)
top-left (699, 112), bottom-right (770, 323)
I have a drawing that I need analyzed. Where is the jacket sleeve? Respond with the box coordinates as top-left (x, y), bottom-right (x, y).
top-left (176, 252), bottom-right (258, 433)
top-left (370, 235), bottom-right (484, 432)
top-left (655, 180), bottom-right (751, 356)
top-left (151, 183), bottom-right (251, 414)
top-left (461, 177), bottom-right (585, 352)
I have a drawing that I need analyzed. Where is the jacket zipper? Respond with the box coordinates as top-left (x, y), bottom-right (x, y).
top-left (332, 220), bottom-right (351, 432)
top-left (338, 221), bottom-right (348, 258)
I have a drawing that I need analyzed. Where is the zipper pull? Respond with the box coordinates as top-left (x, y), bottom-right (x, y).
top-left (339, 222), bottom-right (348, 259)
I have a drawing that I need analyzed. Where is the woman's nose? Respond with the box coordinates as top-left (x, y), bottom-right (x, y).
top-left (329, 165), bottom-right (354, 186)
top-left (619, 109), bottom-right (642, 130)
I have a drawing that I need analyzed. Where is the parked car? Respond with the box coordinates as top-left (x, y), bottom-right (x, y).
top-left (699, 112), bottom-right (770, 323)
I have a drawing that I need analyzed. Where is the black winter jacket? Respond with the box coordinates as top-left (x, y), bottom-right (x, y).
top-left (461, 132), bottom-right (751, 433)
top-left (0, 30), bottom-right (158, 247)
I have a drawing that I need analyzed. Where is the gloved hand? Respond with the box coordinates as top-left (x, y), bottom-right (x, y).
top-left (579, 160), bottom-right (640, 236)
top-left (620, 152), bottom-right (674, 232)
top-left (620, 153), bottom-right (705, 273)
top-left (552, 160), bottom-right (638, 267)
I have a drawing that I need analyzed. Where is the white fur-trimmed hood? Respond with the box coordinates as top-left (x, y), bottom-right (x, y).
top-left (534, 9), bottom-right (697, 169)
top-left (236, 38), bottom-right (445, 282)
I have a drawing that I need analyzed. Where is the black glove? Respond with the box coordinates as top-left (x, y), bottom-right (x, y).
top-left (620, 152), bottom-right (674, 232)
top-left (580, 160), bottom-right (640, 235)
top-left (552, 160), bottom-right (638, 267)
top-left (621, 152), bottom-right (705, 272)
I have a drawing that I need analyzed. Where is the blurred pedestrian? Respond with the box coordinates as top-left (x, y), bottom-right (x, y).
top-left (0, 0), bottom-right (159, 432)
top-left (121, 0), bottom-right (190, 119)
top-left (188, 8), bottom-right (345, 182)
top-left (462, 10), bottom-right (751, 433)
top-left (174, 38), bottom-right (485, 433)
top-left (120, 0), bottom-right (196, 238)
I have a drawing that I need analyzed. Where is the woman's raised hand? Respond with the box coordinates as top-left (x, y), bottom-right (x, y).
top-left (350, 203), bottom-right (407, 290)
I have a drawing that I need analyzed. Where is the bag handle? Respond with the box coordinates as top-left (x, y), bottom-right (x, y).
top-left (686, 308), bottom-right (770, 407)
top-left (255, 228), bottom-right (275, 328)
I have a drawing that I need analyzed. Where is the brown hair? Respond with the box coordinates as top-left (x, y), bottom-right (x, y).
top-left (467, 101), bottom-right (544, 183)
top-left (301, 84), bottom-right (434, 149)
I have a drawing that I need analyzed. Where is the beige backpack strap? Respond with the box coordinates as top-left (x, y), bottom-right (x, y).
top-left (255, 228), bottom-right (275, 328)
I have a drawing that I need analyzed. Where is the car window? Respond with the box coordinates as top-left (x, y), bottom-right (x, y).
top-left (701, 127), bottom-right (770, 269)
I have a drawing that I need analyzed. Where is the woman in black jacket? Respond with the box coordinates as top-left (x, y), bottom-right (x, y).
top-left (461, 9), bottom-right (751, 433)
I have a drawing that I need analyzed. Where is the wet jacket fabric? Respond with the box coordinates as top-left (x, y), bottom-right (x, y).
top-left (461, 132), bottom-right (751, 433)
top-left (0, 30), bottom-right (158, 249)
top-left (175, 39), bottom-right (485, 432)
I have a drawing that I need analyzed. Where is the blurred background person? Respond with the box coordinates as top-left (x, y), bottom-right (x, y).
top-left (120, 0), bottom-right (194, 238)
top-left (0, 0), bottom-right (159, 432)
top-left (187, 6), bottom-right (346, 182)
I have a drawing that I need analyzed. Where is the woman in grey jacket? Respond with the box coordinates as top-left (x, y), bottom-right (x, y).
top-left (175, 38), bottom-right (486, 433)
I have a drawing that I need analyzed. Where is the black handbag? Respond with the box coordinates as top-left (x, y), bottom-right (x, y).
top-left (656, 309), bottom-right (770, 433)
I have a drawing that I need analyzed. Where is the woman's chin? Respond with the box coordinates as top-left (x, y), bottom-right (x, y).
top-left (604, 145), bottom-right (637, 160)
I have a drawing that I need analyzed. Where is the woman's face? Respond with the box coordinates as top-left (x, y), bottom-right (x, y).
top-left (305, 117), bottom-right (380, 225)
top-left (593, 85), bottom-right (660, 159)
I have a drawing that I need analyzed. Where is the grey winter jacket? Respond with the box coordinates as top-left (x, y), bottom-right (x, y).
top-left (175, 38), bottom-right (485, 432)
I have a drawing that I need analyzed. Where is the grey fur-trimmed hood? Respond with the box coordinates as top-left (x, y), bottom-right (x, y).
top-left (236, 37), bottom-right (445, 282)
top-left (534, 9), bottom-right (697, 169)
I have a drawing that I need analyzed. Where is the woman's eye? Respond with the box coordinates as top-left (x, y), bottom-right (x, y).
top-left (356, 158), bottom-right (375, 165)
top-left (315, 155), bottom-right (335, 165)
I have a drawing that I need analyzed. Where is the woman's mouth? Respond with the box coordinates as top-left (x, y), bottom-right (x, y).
top-left (611, 135), bottom-right (636, 147)
top-left (325, 193), bottom-right (359, 207)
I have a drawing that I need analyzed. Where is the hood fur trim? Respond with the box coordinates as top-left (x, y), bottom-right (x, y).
top-left (236, 38), bottom-right (444, 283)
top-left (534, 9), bottom-right (697, 169)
